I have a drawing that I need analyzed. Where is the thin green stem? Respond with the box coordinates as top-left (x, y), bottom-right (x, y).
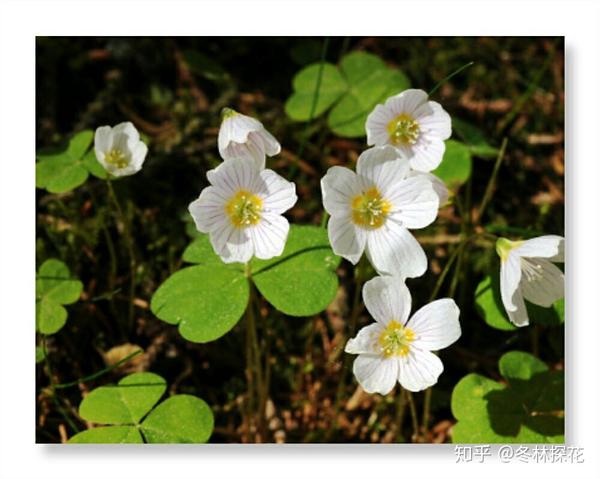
top-left (320, 211), bottom-right (329, 229)
top-left (475, 137), bottom-right (508, 224)
top-left (428, 61), bottom-right (475, 97)
top-left (395, 387), bottom-right (408, 442)
top-left (106, 179), bottom-right (137, 332)
top-left (53, 349), bottom-right (142, 390)
top-left (406, 391), bottom-right (419, 442)
top-left (41, 337), bottom-right (80, 434)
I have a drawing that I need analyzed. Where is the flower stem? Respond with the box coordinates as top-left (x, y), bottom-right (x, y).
top-left (106, 179), bottom-right (137, 333)
top-left (292, 37), bottom-right (330, 176)
top-left (394, 387), bottom-right (408, 442)
top-left (406, 391), bottom-right (420, 442)
top-left (474, 137), bottom-right (508, 224)
top-left (428, 61), bottom-right (475, 97)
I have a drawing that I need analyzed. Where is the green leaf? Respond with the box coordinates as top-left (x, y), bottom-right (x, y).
top-left (284, 51), bottom-right (410, 138)
top-left (452, 118), bottom-right (499, 158)
top-left (432, 140), bottom-right (472, 190)
top-left (36, 259), bottom-right (83, 335)
top-left (451, 351), bottom-right (564, 443)
top-left (328, 52), bottom-right (410, 137)
top-left (182, 233), bottom-right (228, 266)
top-left (474, 274), bottom-right (564, 331)
top-left (474, 275), bottom-right (516, 331)
top-left (285, 63), bottom-right (347, 121)
top-left (36, 130), bottom-right (94, 193)
top-left (78, 372), bottom-right (167, 425)
top-left (251, 225), bottom-right (341, 316)
top-left (68, 426), bottom-right (143, 444)
top-left (82, 149), bottom-right (108, 179)
top-left (68, 372), bottom-right (214, 444)
top-left (36, 346), bottom-right (46, 364)
top-left (141, 395), bottom-right (214, 443)
top-left (151, 263), bottom-right (249, 343)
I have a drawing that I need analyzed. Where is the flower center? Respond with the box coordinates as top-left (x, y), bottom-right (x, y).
top-left (225, 190), bottom-right (263, 228)
top-left (378, 320), bottom-right (415, 358)
top-left (387, 114), bottom-right (420, 145)
top-left (351, 187), bottom-right (391, 229)
top-left (521, 258), bottom-right (543, 282)
top-left (105, 149), bottom-right (129, 169)
top-left (495, 237), bottom-right (524, 263)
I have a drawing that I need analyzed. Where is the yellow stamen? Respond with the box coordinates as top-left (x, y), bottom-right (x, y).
top-left (225, 190), bottom-right (263, 228)
top-left (105, 149), bottom-right (129, 169)
top-left (351, 187), bottom-right (391, 229)
top-left (378, 320), bottom-right (415, 358)
top-left (387, 113), bottom-right (420, 145)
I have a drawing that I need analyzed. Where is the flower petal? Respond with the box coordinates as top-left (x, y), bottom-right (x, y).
top-left (218, 113), bottom-right (262, 153)
top-left (506, 288), bottom-right (529, 327)
top-left (387, 176), bottom-right (439, 229)
top-left (520, 258), bottom-right (564, 307)
top-left (255, 129), bottom-right (281, 157)
top-left (407, 170), bottom-right (449, 205)
top-left (365, 221), bottom-right (427, 278)
top-left (352, 354), bottom-right (399, 395)
top-left (385, 89), bottom-right (429, 117)
top-left (408, 298), bottom-right (461, 351)
top-left (365, 103), bottom-right (396, 146)
top-left (210, 222), bottom-right (253, 264)
top-left (206, 158), bottom-right (261, 196)
top-left (514, 235), bottom-right (564, 262)
top-left (257, 170), bottom-right (297, 214)
top-left (345, 323), bottom-right (383, 355)
top-left (321, 166), bottom-right (361, 216)
top-left (409, 137), bottom-right (446, 172)
top-left (327, 215), bottom-right (366, 265)
top-left (398, 348), bottom-right (443, 392)
top-left (413, 101), bottom-right (452, 140)
top-left (356, 146), bottom-right (410, 194)
top-left (249, 213), bottom-right (289, 260)
top-left (130, 141), bottom-right (148, 170)
top-left (222, 141), bottom-right (266, 170)
top-left (94, 126), bottom-right (113, 154)
top-left (500, 253), bottom-right (522, 312)
top-left (188, 187), bottom-right (227, 234)
top-left (362, 275), bottom-right (412, 326)
top-left (113, 121), bottom-right (140, 144)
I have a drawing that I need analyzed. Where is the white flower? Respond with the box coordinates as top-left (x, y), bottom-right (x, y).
top-left (345, 276), bottom-right (461, 394)
top-left (365, 89), bottom-right (451, 172)
top-left (94, 122), bottom-right (148, 177)
top-left (321, 145), bottom-right (439, 278)
top-left (218, 108), bottom-right (281, 169)
top-left (188, 158), bottom-right (297, 264)
top-left (497, 235), bottom-right (565, 327)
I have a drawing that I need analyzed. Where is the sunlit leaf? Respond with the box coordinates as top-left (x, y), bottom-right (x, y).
top-left (432, 140), bottom-right (472, 190)
top-left (151, 263), bottom-right (249, 343)
top-left (78, 372), bottom-right (167, 425)
top-left (36, 259), bottom-right (83, 335)
top-left (328, 52), bottom-right (410, 137)
top-left (36, 130), bottom-right (94, 193)
top-left (141, 395), bottom-right (214, 443)
top-left (285, 63), bottom-right (347, 121)
top-left (251, 225), bottom-right (341, 316)
top-left (68, 372), bottom-right (214, 444)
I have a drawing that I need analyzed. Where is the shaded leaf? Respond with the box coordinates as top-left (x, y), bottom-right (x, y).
top-left (451, 351), bottom-right (564, 443)
top-left (452, 118), bottom-right (499, 158)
